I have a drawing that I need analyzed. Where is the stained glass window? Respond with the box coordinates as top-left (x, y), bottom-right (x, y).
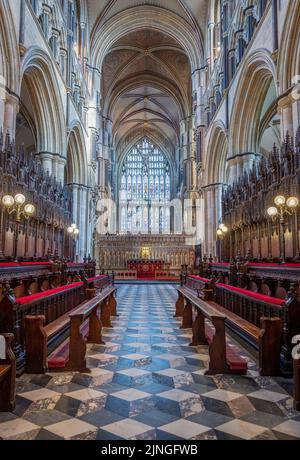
top-left (119, 138), bottom-right (171, 233)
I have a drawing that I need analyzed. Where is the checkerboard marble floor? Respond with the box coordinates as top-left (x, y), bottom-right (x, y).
top-left (1, 284), bottom-right (300, 440)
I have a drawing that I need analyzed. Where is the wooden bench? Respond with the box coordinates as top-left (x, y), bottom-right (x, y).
top-left (0, 333), bottom-right (16, 411)
top-left (0, 262), bottom-right (61, 302)
top-left (174, 277), bottom-right (213, 318)
top-left (24, 286), bottom-right (117, 373)
top-left (177, 287), bottom-right (247, 375)
top-left (66, 286), bottom-right (117, 372)
top-left (86, 274), bottom-right (113, 293)
top-left (0, 281), bottom-right (85, 374)
top-left (214, 282), bottom-right (298, 376)
top-left (183, 275), bottom-right (297, 376)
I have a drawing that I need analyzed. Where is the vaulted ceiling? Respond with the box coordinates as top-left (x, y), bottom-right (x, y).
top-left (87, 0), bottom-right (209, 38)
top-left (102, 29), bottom-right (191, 151)
top-left (87, 1), bottom-right (208, 155)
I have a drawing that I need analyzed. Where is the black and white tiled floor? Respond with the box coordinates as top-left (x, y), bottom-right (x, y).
top-left (1, 284), bottom-right (300, 440)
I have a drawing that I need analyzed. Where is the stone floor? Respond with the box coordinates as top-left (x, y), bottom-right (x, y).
top-left (0, 284), bottom-right (300, 440)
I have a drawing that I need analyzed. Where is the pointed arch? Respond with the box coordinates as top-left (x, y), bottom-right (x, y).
top-left (90, 6), bottom-right (203, 73)
top-left (230, 50), bottom-right (277, 155)
top-left (205, 120), bottom-right (228, 185)
top-left (66, 122), bottom-right (88, 186)
top-left (0, 1), bottom-right (19, 95)
top-left (20, 47), bottom-right (66, 155)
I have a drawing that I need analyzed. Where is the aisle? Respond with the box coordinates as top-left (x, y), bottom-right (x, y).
top-left (0, 284), bottom-right (299, 440)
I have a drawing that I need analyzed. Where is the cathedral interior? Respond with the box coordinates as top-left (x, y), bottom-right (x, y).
top-left (0, 0), bottom-right (300, 442)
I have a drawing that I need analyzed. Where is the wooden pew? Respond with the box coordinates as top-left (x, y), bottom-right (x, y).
top-left (239, 262), bottom-right (300, 295)
top-left (175, 276), bottom-right (213, 318)
top-left (66, 287), bottom-right (117, 372)
top-left (0, 262), bottom-right (61, 301)
top-left (177, 287), bottom-right (247, 375)
top-left (86, 274), bottom-right (112, 293)
top-left (184, 275), bottom-right (297, 376)
top-left (0, 281), bottom-right (85, 375)
top-left (24, 285), bottom-right (117, 374)
top-left (214, 282), bottom-right (298, 376)
top-left (0, 333), bottom-right (16, 411)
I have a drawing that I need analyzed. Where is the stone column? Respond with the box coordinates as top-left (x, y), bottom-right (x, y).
top-left (39, 152), bottom-right (54, 176)
top-left (278, 94), bottom-right (294, 138)
top-left (208, 21), bottom-right (215, 74)
top-left (57, 158), bottom-right (66, 184)
top-left (3, 94), bottom-right (19, 137)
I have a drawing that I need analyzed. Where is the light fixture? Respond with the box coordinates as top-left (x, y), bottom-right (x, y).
top-left (274, 195), bottom-right (286, 206)
top-left (220, 224), bottom-right (229, 233)
top-left (14, 194), bottom-right (26, 205)
top-left (267, 206), bottom-right (278, 217)
top-left (267, 193), bottom-right (299, 263)
top-left (287, 196), bottom-right (299, 208)
top-left (67, 223), bottom-right (80, 239)
top-left (217, 223), bottom-right (229, 237)
top-left (2, 195), bottom-right (15, 207)
top-left (24, 204), bottom-right (35, 216)
top-left (1, 193), bottom-right (35, 222)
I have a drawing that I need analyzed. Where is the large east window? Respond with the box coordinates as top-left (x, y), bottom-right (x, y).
top-left (119, 138), bottom-right (171, 234)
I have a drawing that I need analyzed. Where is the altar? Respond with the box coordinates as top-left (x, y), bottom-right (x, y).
top-left (127, 259), bottom-right (164, 278)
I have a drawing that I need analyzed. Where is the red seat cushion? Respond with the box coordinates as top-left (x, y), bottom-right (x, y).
top-left (216, 283), bottom-right (285, 306)
top-left (205, 323), bottom-right (247, 371)
top-left (247, 262), bottom-right (300, 268)
top-left (48, 357), bottom-right (66, 369)
top-left (17, 282), bottom-right (84, 305)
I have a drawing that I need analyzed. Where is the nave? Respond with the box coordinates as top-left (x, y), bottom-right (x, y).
top-left (0, 284), bottom-right (299, 441)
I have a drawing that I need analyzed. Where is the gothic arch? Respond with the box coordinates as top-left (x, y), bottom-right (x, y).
top-left (20, 48), bottom-right (66, 156)
top-left (278, 0), bottom-right (300, 92)
top-left (0, 2), bottom-right (19, 95)
top-left (90, 6), bottom-right (203, 73)
top-left (205, 121), bottom-right (228, 185)
top-left (230, 50), bottom-right (277, 155)
top-left (116, 130), bottom-right (177, 180)
top-left (66, 123), bottom-right (88, 186)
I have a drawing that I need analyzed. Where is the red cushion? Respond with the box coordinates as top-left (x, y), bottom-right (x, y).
top-left (19, 262), bottom-right (51, 266)
top-left (17, 282), bottom-right (84, 305)
top-left (48, 357), bottom-right (66, 369)
top-left (216, 283), bottom-right (285, 306)
top-left (0, 262), bottom-right (51, 267)
top-left (247, 262), bottom-right (300, 268)
top-left (0, 263), bottom-right (19, 267)
top-left (88, 275), bottom-right (107, 282)
top-left (189, 275), bottom-right (211, 283)
top-left (206, 324), bottom-right (247, 370)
